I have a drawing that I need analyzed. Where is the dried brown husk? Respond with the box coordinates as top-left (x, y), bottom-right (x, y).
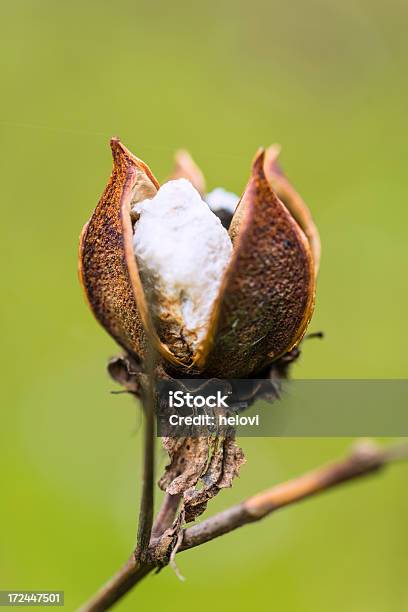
top-left (264, 145), bottom-right (321, 274)
top-left (196, 150), bottom-right (316, 377)
top-left (169, 149), bottom-right (206, 196)
top-left (80, 140), bottom-right (317, 378)
top-left (79, 138), bottom-right (184, 368)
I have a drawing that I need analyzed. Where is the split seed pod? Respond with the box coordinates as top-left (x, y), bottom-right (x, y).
top-left (79, 138), bottom-right (319, 378)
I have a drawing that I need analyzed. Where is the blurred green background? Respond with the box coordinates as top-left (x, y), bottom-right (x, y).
top-left (1, 0), bottom-right (407, 610)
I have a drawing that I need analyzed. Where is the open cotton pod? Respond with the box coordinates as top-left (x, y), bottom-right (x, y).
top-left (79, 138), bottom-right (319, 378)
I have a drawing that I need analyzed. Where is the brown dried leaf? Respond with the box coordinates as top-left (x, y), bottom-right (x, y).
top-left (107, 355), bottom-right (143, 394)
top-left (183, 437), bottom-right (245, 522)
top-left (159, 437), bottom-right (211, 495)
top-left (158, 434), bottom-right (245, 523)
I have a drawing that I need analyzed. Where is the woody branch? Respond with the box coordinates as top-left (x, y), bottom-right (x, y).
top-left (81, 439), bottom-right (408, 611)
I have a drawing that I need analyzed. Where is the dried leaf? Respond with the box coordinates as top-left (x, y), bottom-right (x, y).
top-left (159, 437), bottom-right (211, 495)
top-left (183, 437), bottom-right (245, 522)
top-left (159, 433), bottom-right (245, 523)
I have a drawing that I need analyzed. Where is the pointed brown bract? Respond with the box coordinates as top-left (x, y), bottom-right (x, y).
top-left (78, 139), bottom-right (154, 357)
top-left (197, 150), bottom-right (316, 378)
top-left (169, 150), bottom-right (206, 196)
top-left (264, 145), bottom-right (321, 274)
top-left (79, 138), bottom-right (184, 366)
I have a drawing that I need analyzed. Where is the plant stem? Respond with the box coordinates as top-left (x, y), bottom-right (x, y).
top-left (134, 347), bottom-right (156, 560)
top-left (151, 493), bottom-right (181, 539)
top-left (80, 557), bottom-right (153, 611)
top-left (81, 440), bottom-right (408, 611)
top-left (180, 440), bottom-right (396, 550)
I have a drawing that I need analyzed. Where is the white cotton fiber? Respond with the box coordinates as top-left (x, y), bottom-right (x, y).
top-left (133, 179), bottom-right (232, 358)
top-left (206, 187), bottom-right (240, 214)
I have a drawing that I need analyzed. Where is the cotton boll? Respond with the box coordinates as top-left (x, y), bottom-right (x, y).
top-left (133, 179), bottom-right (233, 361)
top-left (206, 187), bottom-right (240, 215)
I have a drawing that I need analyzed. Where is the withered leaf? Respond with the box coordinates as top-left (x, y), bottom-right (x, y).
top-left (159, 435), bottom-right (245, 523)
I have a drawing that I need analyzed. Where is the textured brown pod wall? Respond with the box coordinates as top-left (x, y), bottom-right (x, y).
top-left (79, 138), bottom-right (319, 379)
